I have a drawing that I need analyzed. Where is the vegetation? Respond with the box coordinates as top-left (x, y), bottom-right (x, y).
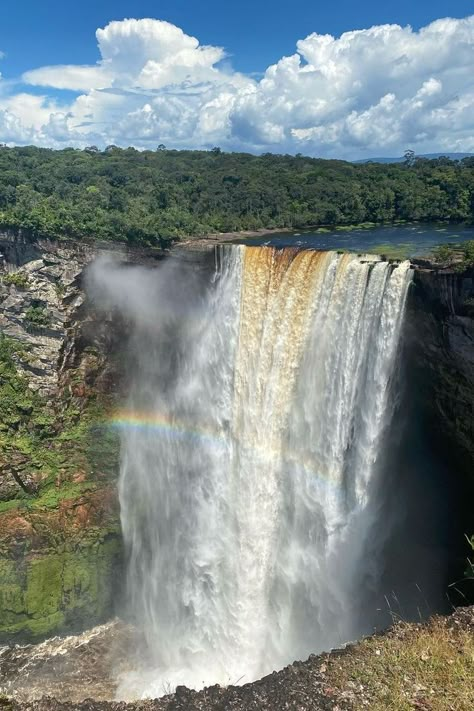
top-left (0, 540), bottom-right (121, 638)
top-left (325, 611), bottom-right (474, 710)
top-left (0, 334), bottom-right (118, 505)
top-left (0, 146), bottom-right (473, 245)
top-left (2, 271), bottom-right (29, 289)
top-left (0, 334), bottom-right (54, 442)
top-left (0, 334), bottom-right (121, 640)
top-left (466, 535), bottom-right (474, 581)
top-left (24, 305), bottom-right (52, 331)
top-left (432, 240), bottom-right (474, 270)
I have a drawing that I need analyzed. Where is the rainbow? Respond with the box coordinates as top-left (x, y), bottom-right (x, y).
top-left (109, 409), bottom-right (223, 445)
top-left (108, 409), bottom-right (340, 491)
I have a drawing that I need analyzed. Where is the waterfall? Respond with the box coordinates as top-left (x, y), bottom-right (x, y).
top-left (107, 247), bottom-right (413, 698)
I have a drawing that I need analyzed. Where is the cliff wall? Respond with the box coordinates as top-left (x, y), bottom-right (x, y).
top-left (0, 234), bottom-right (472, 643)
top-left (0, 234), bottom-right (123, 641)
top-left (409, 266), bottom-right (474, 485)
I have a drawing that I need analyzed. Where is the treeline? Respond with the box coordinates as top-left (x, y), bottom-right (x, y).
top-left (0, 145), bottom-right (473, 245)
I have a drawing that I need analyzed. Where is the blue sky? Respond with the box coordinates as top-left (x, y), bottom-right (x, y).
top-left (0, 2), bottom-right (473, 157)
top-left (2, 0), bottom-right (473, 77)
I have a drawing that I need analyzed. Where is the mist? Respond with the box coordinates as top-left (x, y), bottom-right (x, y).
top-left (85, 247), bottom-right (458, 700)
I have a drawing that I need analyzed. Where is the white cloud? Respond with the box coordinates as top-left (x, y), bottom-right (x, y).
top-left (23, 65), bottom-right (110, 92)
top-left (1, 15), bottom-right (473, 157)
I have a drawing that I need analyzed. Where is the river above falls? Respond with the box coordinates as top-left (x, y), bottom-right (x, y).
top-left (231, 223), bottom-right (474, 258)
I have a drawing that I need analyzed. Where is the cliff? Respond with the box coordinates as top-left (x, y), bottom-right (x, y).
top-left (409, 265), bottom-right (474, 476)
top-left (0, 233), bottom-right (124, 641)
top-left (0, 233), bottom-right (473, 645)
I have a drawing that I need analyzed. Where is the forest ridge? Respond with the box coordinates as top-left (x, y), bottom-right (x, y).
top-left (1, 146), bottom-right (474, 245)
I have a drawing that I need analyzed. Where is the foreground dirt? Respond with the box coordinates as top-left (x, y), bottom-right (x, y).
top-left (1, 606), bottom-right (473, 711)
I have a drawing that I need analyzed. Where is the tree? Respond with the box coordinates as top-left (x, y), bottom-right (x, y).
top-left (0, 146), bottom-right (473, 244)
top-left (403, 149), bottom-right (416, 167)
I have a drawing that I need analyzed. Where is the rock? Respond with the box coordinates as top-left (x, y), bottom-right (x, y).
top-left (0, 233), bottom-right (126, 643)
top-left (410, 267), bottom-right (474, 478)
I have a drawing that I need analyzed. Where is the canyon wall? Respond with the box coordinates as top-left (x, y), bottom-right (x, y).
top-left (409, 266), bottom-right (474, 477)
top-left (0, 232), bottom-right (472, 643)
top-left (0, 233), bottom-right (123, 640)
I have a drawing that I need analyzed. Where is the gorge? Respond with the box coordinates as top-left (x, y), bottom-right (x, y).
top-left (0, 232), bottom-right (473, 705)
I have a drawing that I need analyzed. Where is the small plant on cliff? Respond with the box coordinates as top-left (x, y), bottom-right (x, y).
top-left (2, 270), bottom-right (29, 289)
top-left (54, 280), bottom-right (66, 298)
top-left (24, 305), bottom-right (52, 332)
top-left (465, 535), bottom-right (474, 580)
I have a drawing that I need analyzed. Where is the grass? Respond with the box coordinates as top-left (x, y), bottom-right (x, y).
top-left (366, 243), bottom-right (414, 260)
top-left (325, 612), bottom-right (474, 710)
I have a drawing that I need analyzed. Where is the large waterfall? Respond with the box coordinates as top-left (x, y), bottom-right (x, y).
top-left (93, 246), bottom-right (413, 698)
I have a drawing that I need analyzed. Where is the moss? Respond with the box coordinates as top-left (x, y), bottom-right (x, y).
top-left (0, 500), bottom-right (21, 513)
top-left (0, 560), bottom-right (24, 615)
top-left (0, 334), bottom-right (118, 490)
top-left (28, 481), bottom-right (97, 510)
top-left (0, 331), bottom-right (122, 643)
top-left (61, 539), bottom-right (122, 628)
top-left (0, 538), bottom-right (122, 641)
top-left (25, 556), bottom-right (64, 618)
top-left (0, 320), bottom-right (123, 641)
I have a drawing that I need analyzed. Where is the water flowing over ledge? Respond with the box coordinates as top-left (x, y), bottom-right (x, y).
top-left (97, 246), bottom-right (413, 698)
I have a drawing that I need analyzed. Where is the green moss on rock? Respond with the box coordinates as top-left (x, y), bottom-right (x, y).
top-left (25, 556), bottom-right (64, 618)
top-left (0, 332), bottom-right (122, 643)
top-left (0, 538), bottom-right (122, 641)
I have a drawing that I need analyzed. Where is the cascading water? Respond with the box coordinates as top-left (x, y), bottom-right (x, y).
top-left (94, 246), bottom-right (413, 698)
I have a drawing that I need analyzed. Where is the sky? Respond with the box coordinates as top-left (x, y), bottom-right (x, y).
top-left (0, 0), bottom-right (473, 158)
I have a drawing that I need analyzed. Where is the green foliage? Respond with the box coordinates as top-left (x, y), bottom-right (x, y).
top-left (54, 281), bottom-right (66, 298)
top-left (24, 305), bottom-right (52, 331)
top-left (0, 147), bottom-right (473, 244)
top-left (367, 243), bottom-right (414, 260)
top-left (432, 240), bottom-right (474, 269)
top-left (0, 335), bottom-right (121, 642)
top-left (2, 271), bottom-right (29, 289)
top-left (433, 244), bottom-right (455, 262)
top-left (0, 334), bottom-right (118, 495)
top-left (0, 335), bottom-right (42, 435)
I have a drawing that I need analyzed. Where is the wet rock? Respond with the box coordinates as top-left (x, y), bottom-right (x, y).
top-left (410, 267), bottom-right (474, 478)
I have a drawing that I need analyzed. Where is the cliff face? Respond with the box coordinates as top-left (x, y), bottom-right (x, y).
top-left (0, 235), bottom-right (473, 644)
top-left (409, 266), bottom-right (474, 485)
top-left (0, 233), bottom-right (124, 641)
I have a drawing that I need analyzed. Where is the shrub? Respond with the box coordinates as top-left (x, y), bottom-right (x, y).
top-left (2, 271), bottom-right (29, 289)
top-left (24, 305), bottom-right (52, 331)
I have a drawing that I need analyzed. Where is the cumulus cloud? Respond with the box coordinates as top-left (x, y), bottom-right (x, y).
top-left (1, 15), bottom-right (474, 157)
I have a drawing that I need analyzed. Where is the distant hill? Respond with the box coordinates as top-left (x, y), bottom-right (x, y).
top-left (354, 153), bottom-right (474, 164)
